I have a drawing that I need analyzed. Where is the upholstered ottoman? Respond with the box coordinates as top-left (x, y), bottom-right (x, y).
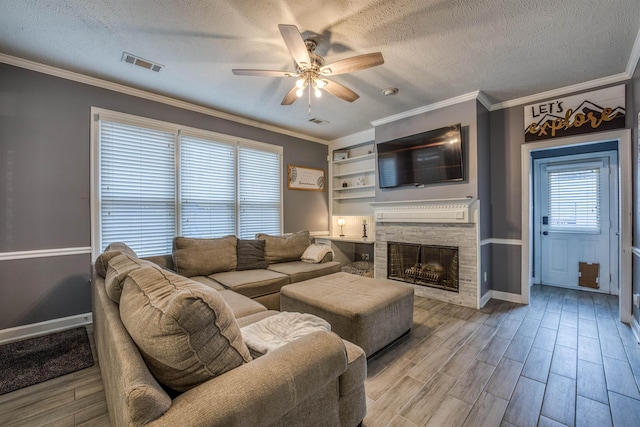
top-left (280, 272), bottom-right (414, 356)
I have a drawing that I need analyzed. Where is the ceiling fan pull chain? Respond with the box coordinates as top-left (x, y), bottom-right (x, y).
top-left (308, 84), bottom-right (312, 115)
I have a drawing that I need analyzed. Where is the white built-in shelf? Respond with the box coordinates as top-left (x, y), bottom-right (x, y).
top-left (333, 184), bottom-right (375, 191)
top-left (333, 192), bottom-right (375, 200)
top-left (333, 153), bottom-right (375, 165)
top-left (333, 168), bottom-right (376, 178)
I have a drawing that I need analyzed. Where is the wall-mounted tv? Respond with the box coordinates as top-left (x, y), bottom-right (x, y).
top-left (377, 124), bottom-right (463, 188)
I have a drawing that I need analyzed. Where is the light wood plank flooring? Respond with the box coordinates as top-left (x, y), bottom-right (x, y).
top-left (1, 285), bottom-right (639, 426)
top-left (364, 285), bottom-right (640, 427)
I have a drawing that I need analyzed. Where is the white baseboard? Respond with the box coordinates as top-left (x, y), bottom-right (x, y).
top-left (632, 317), bottom-right (640, 344)
top-left (490, 290), bottom-right (524, 304)
top-left (480, 291), bottom-right (492, 308)
top-left (0, 313), bottom-right (93, 344)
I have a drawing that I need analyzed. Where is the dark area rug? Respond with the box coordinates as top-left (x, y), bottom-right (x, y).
top-left (0, 326), bottom-right (94, 395)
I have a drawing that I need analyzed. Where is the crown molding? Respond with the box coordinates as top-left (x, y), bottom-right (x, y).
top-left (0, 54), bottom-right (330, 145)
top-left (476, 91), bottom-right (493, 111)
top-left (371, 91), bottom-right (483, 127)
top-left (626, 27), bottom-right (640, 77)
top-left (490, 72), bottom-right (630, 111)
top-left (329, 128), bottom-right (375, 149)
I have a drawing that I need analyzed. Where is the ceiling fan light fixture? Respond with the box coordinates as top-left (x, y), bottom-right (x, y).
top-left (314, 87), bottom-right (322, 98)
top-left (296, 78), bottom-right (305, 88)
top-left (316, 79), bottom-right (327, 88)
top-left (296, 87), bottom-right (304, 98)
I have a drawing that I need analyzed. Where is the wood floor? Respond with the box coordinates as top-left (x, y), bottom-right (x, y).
top-left (364, 285), bottom-right (640, 427)
top-left (1, 285), bottom-right (639, 426)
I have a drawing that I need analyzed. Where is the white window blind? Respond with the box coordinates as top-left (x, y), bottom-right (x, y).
top-left (548, 167), bottom-right (600, 231)
top-left (238, 146), bottom-right (282, 238)
top-left (180, 135), bottom-right (236, 238)
top-left (100, 121), bottom-right (176, 256)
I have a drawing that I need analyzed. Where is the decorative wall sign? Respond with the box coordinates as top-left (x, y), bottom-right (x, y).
top-left (287, 165), bottom-right (325, 191)
top-left (524, 85), bottom-right (626, 142)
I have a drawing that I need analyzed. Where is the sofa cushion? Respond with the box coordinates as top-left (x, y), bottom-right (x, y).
top-left (119, 267), bottom-right (252, 392)
top-left (172, 235), bottom-right (237, 277)
top-left (95, 242), bottom-right (138, 278)
top-left (104, 253), bottom-right (158, 303)
top-left (188, 276), bottom-right (226, 291)
top-left (218, 289), bottom-right (268, 318)
top-left (210, 269), bottom-right (290, 299)
top-left (256, 230), bottom-right (311, 264)
top-left (236, 239), bottom-right (268, 271)
top-left (268, 261), bottom-right (341, 284)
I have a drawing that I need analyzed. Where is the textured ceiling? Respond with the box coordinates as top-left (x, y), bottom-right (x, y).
top-left (1, 0), bottom-right (639, 141)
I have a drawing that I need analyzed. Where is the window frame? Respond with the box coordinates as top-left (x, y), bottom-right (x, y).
top-left (90, 107), bottom-right (283, 259)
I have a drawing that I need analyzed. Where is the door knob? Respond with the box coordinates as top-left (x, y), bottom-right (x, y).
top-left (542, 231), bottom-right (548, 235)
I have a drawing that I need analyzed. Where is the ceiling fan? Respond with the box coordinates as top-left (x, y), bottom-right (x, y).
top-left (232, 24), bottom-right (384, 109)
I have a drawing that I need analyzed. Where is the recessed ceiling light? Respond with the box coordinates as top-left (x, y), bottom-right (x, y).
top-left (382, 87), bottom-right (399, 96)
top-left (308, 118), bottom-right (329, 125)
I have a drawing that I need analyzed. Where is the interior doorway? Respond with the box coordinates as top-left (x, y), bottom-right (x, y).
top-left (521, 129), bottom-right (632, 324)
top-left (532, 148), bottom-right (618, 295)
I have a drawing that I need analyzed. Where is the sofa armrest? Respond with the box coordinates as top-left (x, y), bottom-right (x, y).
top-left (147, 330), bottom-right (347, 427)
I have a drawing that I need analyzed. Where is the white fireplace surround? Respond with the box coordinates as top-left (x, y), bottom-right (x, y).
top-left (372, 199), bottom-right (480, 308)
top-left (371, 198), bottom-right (477, 224)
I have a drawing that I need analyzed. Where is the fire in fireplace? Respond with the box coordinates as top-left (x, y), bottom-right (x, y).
top-left (387, 242), bottom-right (459, 292)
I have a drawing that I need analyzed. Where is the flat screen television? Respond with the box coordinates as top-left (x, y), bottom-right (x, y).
top-left (377, 124), bottom-right (463, 188)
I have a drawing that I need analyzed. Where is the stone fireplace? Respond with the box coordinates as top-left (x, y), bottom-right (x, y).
top-left (372, 199), bottom-right (479, 308)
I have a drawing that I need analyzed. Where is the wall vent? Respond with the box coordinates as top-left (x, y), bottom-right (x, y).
top-left (308, 118), bottom-right (329, 125)
top-left (121, 52), bottom-right (163, 72)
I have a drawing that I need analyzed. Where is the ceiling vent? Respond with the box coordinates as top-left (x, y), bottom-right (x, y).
top-left (308, 118), bottom-right (329, 125)
top-left (121, 52), bottom-right (163, 72)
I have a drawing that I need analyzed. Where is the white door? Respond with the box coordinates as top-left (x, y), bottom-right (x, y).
top-left (534, 152), bottom-right (617, 294)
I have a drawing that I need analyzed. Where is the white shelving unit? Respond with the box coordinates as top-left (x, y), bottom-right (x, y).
top-left (331, 148), bottom-right (376, 210)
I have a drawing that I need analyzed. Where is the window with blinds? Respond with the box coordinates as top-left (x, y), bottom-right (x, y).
top-left (547, 167), bottom-right (600, 231)
top-left (180, 135), bottom-right (236, 238)
top-left (97, 113), bottom-right (282, 256)
top-left (100, 121), bottom-right (177, 257)
top-left (238, 146), bottom-right (282, 239)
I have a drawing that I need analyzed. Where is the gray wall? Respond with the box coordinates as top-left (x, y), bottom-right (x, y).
top-left (0, 63), bottom-right (329, 330)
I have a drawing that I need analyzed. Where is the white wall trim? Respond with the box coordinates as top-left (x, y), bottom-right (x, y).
top-left (330, 128), bottom-right (375, 150)
top-left (371, 91), bottom-right (483, 127)
top-left (491, 290), bottom-right (523, 304)
top-left (632, 247), bottom-right (640, 258)
top-left (491, 73), bottom-right (630, 111)
top-left (626, 26), bottom-right (640, 77)
top-left (480, 290), bottom-right (492, 308)
top-left (0, 53), bottom-right (329, 145)
top-left (480, 238), bottom-right (522, 247)
top-left (0, 247), bottom-right (91, 262)
top-left (631, 317), bottom-right (640, 345)
top-left (0, 313), bottom-right (93, 345)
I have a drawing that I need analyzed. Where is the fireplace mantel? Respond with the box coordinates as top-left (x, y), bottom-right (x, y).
top-left (370, 198), bottom-right (477, 224)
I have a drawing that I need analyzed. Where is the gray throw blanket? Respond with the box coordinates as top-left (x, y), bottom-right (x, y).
top-left (241, 312), bottom-right (331, 358)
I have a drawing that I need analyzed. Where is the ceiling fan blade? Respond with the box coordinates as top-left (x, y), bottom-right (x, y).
top-left (278, 24), bottom-right (311, 68)
top-left (323, 80), bottom-right (360, 102)
top-left (281, 86), bottom-right (299, 105)
top-left (320, 52), bottom-right (384, 76)
top-left (232, 69), bottom-right (296, 77)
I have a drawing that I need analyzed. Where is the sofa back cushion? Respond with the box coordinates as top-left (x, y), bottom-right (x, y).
top-left (236, 239), bottom-right (268, 271)
top-left (172, 236), bottom-right (237, 277)
top-left (119, 267), bottom-right (252, 392)
top-left (104, 253), bottom-right (158, 303)
top-left (94, 242), bottom-right (138, 278)
top-left (256, 230), bottom-right (311, 264)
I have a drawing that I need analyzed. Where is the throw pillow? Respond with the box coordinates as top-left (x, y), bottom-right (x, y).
top-left (104, 253), bottom-right (158, 303)
top-left (172, 235), bottom-right (237, 277)
top-left (255, 230), bottom-right (311, 264)
top-left (301, 244), bottom-right (334, 264)
top-left (236, 239), bottom-right (268, 270)
top-left (94, 242), bottom-right (138, 278)
top-left (119, 267), bottom-right (252, 392)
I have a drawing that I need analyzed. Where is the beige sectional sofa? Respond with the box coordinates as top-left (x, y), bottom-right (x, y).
top-left (92, 233), bottom-right (365, 426)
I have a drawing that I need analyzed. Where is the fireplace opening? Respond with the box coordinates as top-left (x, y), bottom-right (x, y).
top-left (387, 242), bottom-right (459, 292)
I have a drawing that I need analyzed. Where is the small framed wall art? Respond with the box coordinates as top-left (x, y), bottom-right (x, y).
top-left (287, 165), bottom-right (325, 191)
